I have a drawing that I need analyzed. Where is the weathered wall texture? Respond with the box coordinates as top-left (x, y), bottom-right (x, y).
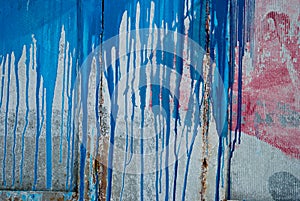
top-left (230, 0), bottom-right (300, 200)
top-left (0, 0), bottom-right (299, 201)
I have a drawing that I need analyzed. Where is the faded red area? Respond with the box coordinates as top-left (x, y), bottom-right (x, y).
top-left (233, 4), bottom-right (300, 158)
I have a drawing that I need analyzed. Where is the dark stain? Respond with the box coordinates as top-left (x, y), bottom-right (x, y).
top-left (268, 171), bottom-right (300, 201)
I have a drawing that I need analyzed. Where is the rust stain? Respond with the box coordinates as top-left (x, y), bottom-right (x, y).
top-left (200, 2), bottom-right (211, 201)
top-left (97, 48), bottom-right (108, 201)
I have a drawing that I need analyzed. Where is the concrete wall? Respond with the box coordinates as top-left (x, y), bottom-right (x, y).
top-left (0, 0), bottom-right (299, 200)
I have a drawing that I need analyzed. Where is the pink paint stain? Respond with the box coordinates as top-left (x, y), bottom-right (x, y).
top-left (233, 3), bottom-right (300, 159)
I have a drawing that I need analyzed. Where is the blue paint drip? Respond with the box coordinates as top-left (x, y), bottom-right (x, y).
top-left (2, 55), bottom-right (11, 187)
top-left (79, 144), bottom-right (86, 201)
top-left (106, 57), bottom-right (120, 201)
top-left (12, 54), bottom-right (20, 187)
top-left (65, 52), bottom-right (72, 190)
top-left (70, 83), bottom-right (78, 191)
top-left (120, 31), bottom-right (132, 201)
top-left (94, 51), bottom-right (101, 201)
top-left (20, 48), bottom-right (30, 185)
top-left (77, 0), bottom-right (103, 196)
top-left (162, 85), bottom-right (171, 201)
top-left (66, 51), bottom-right (77, 192)
top-left (172, 1), bottom-right (185, 200)
top-left (103, 2), bottom-right (126, 199)
top-left (78, 55), bottom-right (92, 200)
top-left (227, 0), bottom-right (249, 199)
top-left (181, 79), bottom-right (202, 201)
top-left (0, 57), bottom-right (5, 108)
top-left (236, 0), bottom-right (245, 146)
top-left (59, 43), bottom-right (67, 164)
top-left (210, 0), bottom-right (232, 199)
top-left (1, 0), bottom-right (80, 193)
top-left (33, 64), bottom-right (42, 190)
top-left (139, 62), bottom-right (147, 201)
top-left (154, 117), bottom-right (160, 201)
top-left (159, 120), bottom-right (165, 195)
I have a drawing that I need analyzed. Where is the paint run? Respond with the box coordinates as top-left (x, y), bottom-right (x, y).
top-left (102, 0), bottom-right (208, 200)
top-left (3, 0), bottom-right (295, 201)
top-left (0, 0), bottom-right (79, 192)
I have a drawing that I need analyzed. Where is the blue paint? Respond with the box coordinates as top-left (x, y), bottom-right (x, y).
top-left (103, 1), bottom-right (127, 199)
top-left (210, 0), bottom-right (232, 199)
top-left (139, 66), bottom-right (147, 201)
top-left (162, 82), bottom-right (171, 201)
top-left (0, 0), bottom-right (252, 199)
top-left (33, 63), bottom-right (42, 190)
top-left (154, 116), bottom-right (160, 201)
top-left (120, 31), bottom-right (131, 201)
top-left (94, 45), bottom-right (101, 201)
top-left (0, 57), bottom-right (5, 108)
top-left (2, 55), bottom-right (11, 187)
top-left (105, 56), bottom-right (120, 200)
top-left (0, 0), bottom-right (98, 194)
top-left (65, 56), bottom-right (72, 190)
top-left (12, 53), bottom-right (20, 187)
top-left (181, 79), bottom-right (202, 201)
top-left (69, 81), bottom-right (78, 191)
top-left (78, 54), bottom-right (91, 200)
top-left (77, 0), bottom-right (103, 197)
top-left (227, 0), bottom-right (252, 199)
top-left (79, 144), bottom-right (87, 201)
top-left (60, 40), bottom-right (67, 163)
top-left (65, 49), bottom-right (78, 192)
top-left (138, 4), bottom-right (151, 199)
top-left (172, 1), bottom-right (185, 200)
top-left (20, 47), bottom-right (30, 185)
top-left (159, 122), bottom-right (165, 195)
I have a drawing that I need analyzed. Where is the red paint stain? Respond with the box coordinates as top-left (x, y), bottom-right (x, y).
top-left (232, 5), bottom-right (300, 159)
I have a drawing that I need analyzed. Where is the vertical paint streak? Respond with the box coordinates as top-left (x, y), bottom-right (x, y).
top-left (0, 57), bottom-right (5, 108)
top-left (33, 45), bottom-right (41, 190)
top-left (181, 79), bottom-right (201, 201)
top-left (120, 29), bottom-right (131, 201)
top-left (227, 0), bottom-right (247, 199)
top-left (59, 32), bottom-right (67, 164)
top-left (162, 74), bottom-right (171, 201)
top-left (79, 60), bottom-right (90, 200)
top-left (106, 55), bottom-right (120, 201)
top-left (78, 0), bottom-right (103, 197)
top-left (69, 58), bottom-right (77, 191)
top-left (45, 68), bottom-right (54, 190)
top-left (227, 0), bottom-right (237, 198)
top-left (210, 0), bottom-right (239, 199)
top-left (172, 1), bottom-right (185, 199)
top-left (154, 116), bottom-right (160, 201)
top-left (65, 43), bottom-right (72, 190)
top-left (1, 0), bottom-right (79, 193)
top-left (20, 46), bottom-right (29, 185)
top-left (159, 118), bottom-right (165, 195)
top-left (2, 55), bottom-right (10, 187)
top-left (139, 59), bottom-right (147, 201)
top-left (12, 53), bottom-right (20, 187)
top-left (94, 45), bottom-right (101, 201)
top-left (236, 0), bottom-right (245, 145)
